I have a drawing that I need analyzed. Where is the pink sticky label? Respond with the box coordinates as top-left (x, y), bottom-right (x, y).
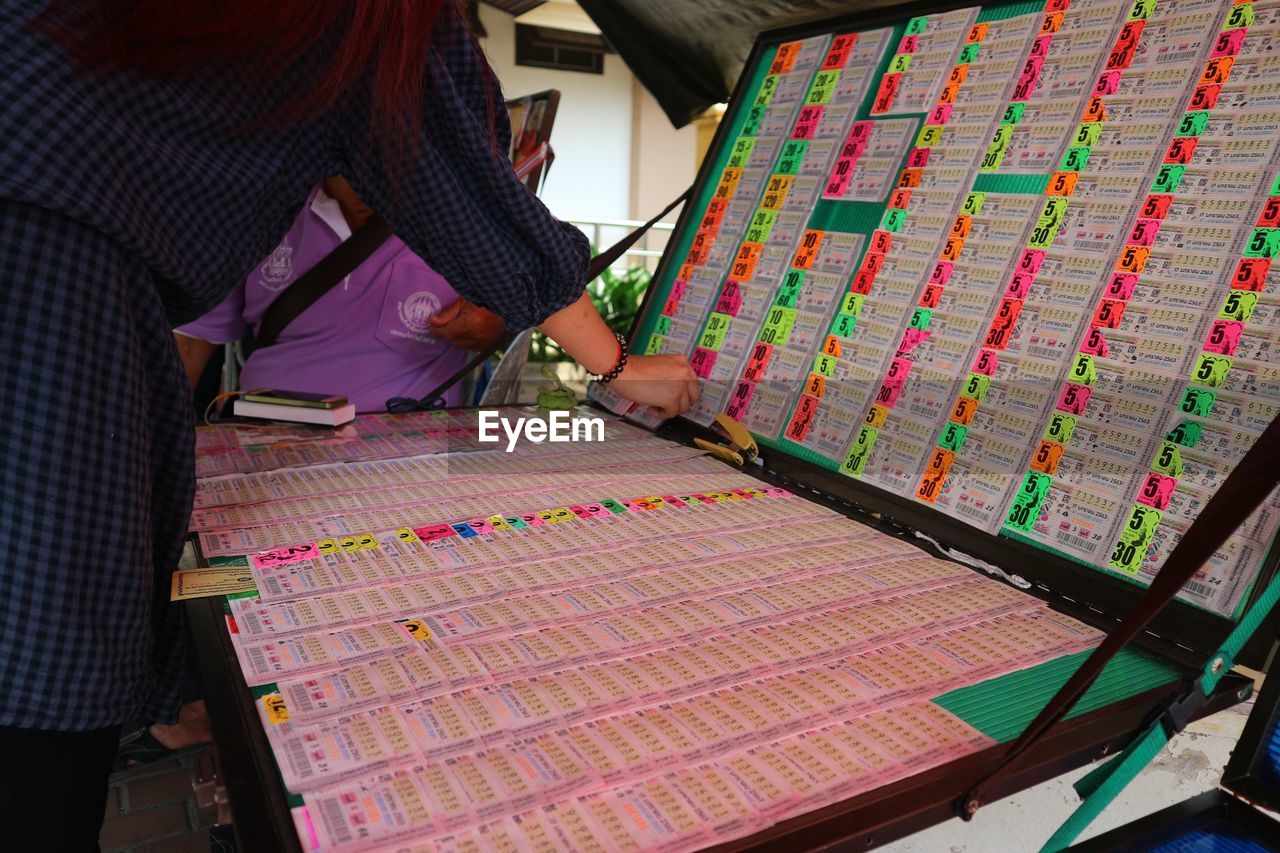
top-left (927, 104), bottom-right (953, 125)
top-left (877, 380), bottom-right (905, 408)
top-left (907, 147), bottom-right (931, 168)
top-left (898, 327), bottom-right (930, 355)
top-left (413, 524), bottom-right (458, 542)
top-left (725, 381), bottom-right (755, 420)
top-left (898, 35), bottom-right (919, 53)
top-left (661, 495), bottom-right (688, 508)
top-left (1055, 383), bottom-right (1092, 415)
top-left (972, 350), bottom-right (999, 376)
top-left (1128, 218), bottom-right (1160, 246)
top-left (1105, 272), bottom-right (1139, 300)
top-left (1137, 472), bottom-right (1177, 510)
top-left (763, 487), bottom-right (795, 498)
top-left (1004, 271), bottom-right (1035, 300)
top-left (1079, 326), bottom-right (1110, 357)
top-left (791, 106), bottom-right (824, 140)
top-left (1095, 70), bottom-right (1122, 96)
top-left (690, 347), bottom-right (717, 379)
top-left (466, 518), bottom-right (494, 534)
top-left (518, 513), bottom-right (544, 527)
top-left (1030, 35), bottom-right (1053, 57)
top-left (1017, 249), bottom-right (1046, 274)
top-left (715, 282), bottom-right (743, 316)
top-left (849, 121), bottom-right (874, 144)
top-left (251, 543), bottom-right (320, 570)
top-left (929, 261), bottom-right (955, 285)
top-left (670, 279), bottom-right (687, 301)
top-left (1203, 319), bottom-right (1243, 355)
top-left (1212, 28), bottom-right (1247, 57)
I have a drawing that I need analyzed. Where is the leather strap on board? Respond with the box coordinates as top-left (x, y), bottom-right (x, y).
top-left (385, 187), bottom-right (692, 412)
top-left (959, 413), bottom-right (1280, 820)
top-left (255, 214), bottom-right (394, 349)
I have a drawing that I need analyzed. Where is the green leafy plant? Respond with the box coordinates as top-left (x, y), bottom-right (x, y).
top-left (529, 261), bottom-right (653, 362)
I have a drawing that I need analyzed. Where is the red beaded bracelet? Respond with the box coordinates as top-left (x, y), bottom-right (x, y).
top-left (595, 331), bottom-right (629, 385)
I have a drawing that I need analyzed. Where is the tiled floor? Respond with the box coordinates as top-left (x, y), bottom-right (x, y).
top-left (102, 746), bottom-right (223, 853)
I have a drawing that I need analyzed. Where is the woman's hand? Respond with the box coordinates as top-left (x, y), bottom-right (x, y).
top-left (609, 354), bottom-right (700, 418)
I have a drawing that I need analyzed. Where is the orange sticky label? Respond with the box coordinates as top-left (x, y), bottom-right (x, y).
top-left (1115, 245), bottom-right (1151, 274)
top-left (865, 404), bottom-right (889, 428)
top-left (950, 215), bottom-right (973, 238)
top-left (941, 236), bottom-right (966, 261)
top-left (821, 335), bottom-right (842, 357)
top-left (1041, 12), bottom-right (1064, 33)
top-left (950, 396), bottom-right (979, 426)
top-left (1029, 440), bottom-right (1065, 474)
top-left (967, 22), bottom-right (989, 42)
top-left (791, 230), bottom-right (825, 270)
top-left (898, 169), bottom-right (923, 188)
top-left (1046, 171), bottom-right (1079, 196)
top-left (806, 373), bottom-right (827, 398)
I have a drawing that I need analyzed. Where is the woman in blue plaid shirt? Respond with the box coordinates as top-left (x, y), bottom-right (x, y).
top-left (0, 1), bottom-right (698, 846)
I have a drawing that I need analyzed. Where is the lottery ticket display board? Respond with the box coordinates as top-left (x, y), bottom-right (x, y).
top-left (191, 408), bottom-right (1217, 852)
top-left (630, 0), bottom-right (1280, 621)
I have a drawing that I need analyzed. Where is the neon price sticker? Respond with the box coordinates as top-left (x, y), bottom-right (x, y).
top-left (252, 543), bottom-right (320, 569)
top-left (1136, 471), bottom-right (1177, 510)
top-left (1151, 441), bottom-right (1185, 478)
top-left (1056, 383), bottom-right (1092, 415)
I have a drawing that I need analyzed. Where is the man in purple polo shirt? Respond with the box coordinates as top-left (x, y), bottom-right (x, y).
top-left (175, 176), bottom-right (505, 411)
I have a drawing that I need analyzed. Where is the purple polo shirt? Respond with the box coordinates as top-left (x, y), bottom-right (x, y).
top-left (177, 186), bottom-right (469, 411)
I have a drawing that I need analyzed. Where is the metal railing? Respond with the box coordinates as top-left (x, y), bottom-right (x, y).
top-left (565, 216), bottom-right (676, 274)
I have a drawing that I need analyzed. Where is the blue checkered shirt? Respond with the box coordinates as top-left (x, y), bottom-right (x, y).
top-left (0, 2), bottom-right (588, 731)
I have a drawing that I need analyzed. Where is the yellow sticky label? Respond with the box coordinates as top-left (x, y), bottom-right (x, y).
top-left (401, 620), bottom-right (432, 641)
top-left (316, 538), bottom-right (340, 555)
top-left (262, 693), bottom-right (290, 724)
top-left (395, 527), bottom-right (419, 544)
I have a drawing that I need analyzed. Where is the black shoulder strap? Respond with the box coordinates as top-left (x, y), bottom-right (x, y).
top-left (386, 187), bottom-right (692, 412)
top-left (959, 413), bottom-right (1280, 819)
top-left (255, 215), bottom-right (394, 349)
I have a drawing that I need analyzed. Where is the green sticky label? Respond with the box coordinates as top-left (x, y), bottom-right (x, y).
top-left (1044, 413), bottom-right (1078, 444)
top-left (1191, 353), bottom-right (1233, 387)
top-left (1026, 218), bottom-right (1060, 249)
top-left (1152, 164), bottom-right (1185, 194)
top-left (1177, 111), bottom-right (1210, 137)
top-left (909, 307), bottom-right (933, 330)
top-left (841, 448), bottom-right (869, 477)
top-left (760, 306), bottom-right (797, 346)
top-left (745, 209), bottom-right (779, 243)
top-left (1244, 228), bottom-right (1280, 258)
top-left (1108, 537), bottom-right (1147, 574)
top-left (1059, 146), bottom-right (1091, 171)
top-left (1038, 197), bottom-right (1069, 224)
top-left (1179, 387), bottom-right (1216, 417)
top-left (645, 335), bottom-right (664, 355)
top-left (727, 136), bottom-right (756, 169)
top-left (776, 139), bottom-right (809, 175)
top-left (1151, 440), bottom-right (1184, 478)
top-left (1271, 173), bottom-right (1280, 196)
top-left (1165, 419), bottom-right (1203, 448)
top-left (1122, 503), bottom-right (1163, 542)
top-left (755, 74), bottom-right (779, 107)
top-left (841, 292), bottom-right (865, 315)
top-left (938, 421), bottom-right (968, 452)
top-left (806, 70), bottom-right (840, 105)
top-left (991, 125), bottom-right (1015, 148)
top-left (980, 142), bottom-right (1007, 172)
top-left (741, 106), bottom-right (765, 136)
top-left (1128, 0), bottom-right (1157, 21)
top-left (852, 425), bottom-right (878, 454)
top-left (1220, 290), bottom-right (1258, 322)
top-left (654, 315), bottom-right (671, 336)
top-left (1069, 353), bottom-right (1097, 386)
top-left (813, 353), bottom-right (838, 377)
top-left (832, 312), bottom-right (858, 338)
top-left (905, 16), bottom-right (929, 35)
top-left (963, 372), bottom-right (990, 402)
top-left (1073, 122), bottom-right (1103, 147)
top-left (890, 53), bottom-right (912, 74)
top-left (958, 43), bottom-right (980, 64)
top-left (1002, 103), bottom-right (1026, 125)
top-left (962, 192), bottom-right (986, 216)
top-left (699, 312), bottom-right (732, 350)
top-left (881, 208), bottom-right (907, 232)
top-left (600, 498), bottom-right (627, 514)
top-left (1004, 491), bottom-right (1045, 532)
top-left (1223, 3), bottom-right (1254, 28)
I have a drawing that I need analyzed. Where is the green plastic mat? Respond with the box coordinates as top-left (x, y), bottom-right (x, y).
top-left (935, 647), bottom-right (1181, 742)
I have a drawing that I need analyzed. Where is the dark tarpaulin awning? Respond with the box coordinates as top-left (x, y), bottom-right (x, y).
top-left (575, 0), bottom-right (909, 127)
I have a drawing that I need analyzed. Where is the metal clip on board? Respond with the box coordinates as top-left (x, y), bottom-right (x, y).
top-left (694, 413), bottom-right (759, 467)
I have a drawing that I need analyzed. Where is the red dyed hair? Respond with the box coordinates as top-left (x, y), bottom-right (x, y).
top-left (40, 0), bottom-right (473, 163)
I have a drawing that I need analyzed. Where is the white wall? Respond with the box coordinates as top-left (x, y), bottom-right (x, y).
top-left (629, 78), bottom-right (698, 262)
top-left (478, 4), bottom-right (633, 222)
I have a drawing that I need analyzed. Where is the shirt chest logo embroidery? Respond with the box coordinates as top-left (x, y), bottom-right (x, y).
top-left (393, 291), bottom-right (442, 343)
top-left (259, 237), bottom-right (295, 292)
